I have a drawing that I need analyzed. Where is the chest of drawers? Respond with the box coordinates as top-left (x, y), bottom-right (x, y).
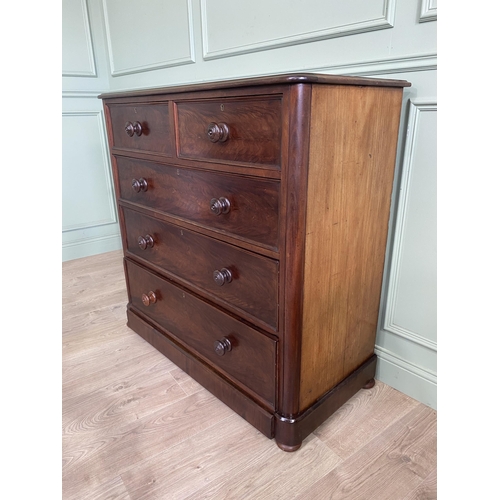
top-left (99, 73), bottom-right (410, 451)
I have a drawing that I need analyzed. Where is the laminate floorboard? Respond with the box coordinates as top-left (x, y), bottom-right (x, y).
top-left (62, 250), bottom-right (437, 500)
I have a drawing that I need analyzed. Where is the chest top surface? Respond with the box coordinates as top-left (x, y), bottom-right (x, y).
top-left (98, 72), bottom-right (410, 100)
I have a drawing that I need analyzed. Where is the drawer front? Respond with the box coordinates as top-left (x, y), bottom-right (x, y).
top-left (123, 207), bottom-right (279, 329)
top-left (126, 259), bottom-right (276, 406)
top-left (176, 97), bottom-right (282, 168)
top-left (108, 103), bottom-right (173, 156)
top-left (117, 157), bottom-right (280, 249)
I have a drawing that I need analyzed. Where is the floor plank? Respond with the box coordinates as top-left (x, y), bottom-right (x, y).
top-left (62, 391), bottom-right (234, 499)
top-left (120, 414), bottom-right (272, 500)
top-left (184, 435), bottom-right (342, 500)
top-left (305, 405), bottom-right (437, 499)
top-left (314, 380), bottom-right (420, 460)
top-left (403, 469), bottom-right (437, 500)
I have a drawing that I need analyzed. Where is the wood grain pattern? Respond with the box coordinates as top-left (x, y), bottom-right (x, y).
top-left (305, 404), bottom-right (437, 499)
top-left (119, 414), bottom-right (271, 500)
top-left (107, 103), bottom-right (173, 156)
top-left (116, 156), bottom-right (280, 250)
top-left (403, 469), bottom-right (437, 500)
top-left (62, 251), bottom-right (436, 500)
top-left (183, 437), bottom-right (342, 500)
top-left (278, 82), bottom-right (312, 417)
top-left (312, 381), bottom-right (421, 460)
top-left (299, 85), bottom-right (404, 410)
top-left (176, 97), bottom-right (282, 168)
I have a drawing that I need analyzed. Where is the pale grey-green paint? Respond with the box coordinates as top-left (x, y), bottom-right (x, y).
top-left (62, 0), bottom-right (437, 408)
top-left (387, 101), bottom-right (437, 345)
top-left (62, 0), bottom-right (96, 76)
top-left (201, 0), bottom-right (394, 59)
top-left (62, 111), bottom-right (116, 231)
top-left (103, 0), bottom-right (195, 75)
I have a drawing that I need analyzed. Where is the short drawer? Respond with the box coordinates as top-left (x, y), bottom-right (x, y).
top-left (116, 157), bottom-right (280, 250)
top-left (176, 97), bottom-right (282, 168)
top-left (125, 259), bottom-right (276, 407)
top-left (107, 103), bottom-right (173, 156)
top-left (122, 207), bottom-right (279, 329)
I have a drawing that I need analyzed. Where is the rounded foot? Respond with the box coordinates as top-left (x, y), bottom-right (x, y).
top-left (363, 378), bottom-right (375, 389)
top-left (276, 441), bottom-right (302, 452)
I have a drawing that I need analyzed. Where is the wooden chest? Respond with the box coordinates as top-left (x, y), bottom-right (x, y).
top-left (99, 73), bottom-right (410, 451)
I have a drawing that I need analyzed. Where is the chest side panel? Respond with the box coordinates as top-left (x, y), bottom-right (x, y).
top-left (299, 85), bottom-right (404, 411)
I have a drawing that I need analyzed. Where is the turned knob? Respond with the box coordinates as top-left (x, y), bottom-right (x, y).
top-left (132, 178), bottom-right (148, 192)
top-left (207, 122), bottom-right (229, 143)
top-left (214, 337), bottom-right (232, 356)
top-left (138, 234), bottom-right (154, 250)
top-left (141, 291), bottom-right (157, 306)
top-left (210, 197), bottom-right (230, 215)
top-left (125, 121), bottom-right (143, 137)
top-left (213, 268), bottom-right (232, 286)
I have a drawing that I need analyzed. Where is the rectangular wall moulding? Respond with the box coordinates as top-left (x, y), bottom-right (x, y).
top-left (382, 100), bottom-right (437, 351)
top-left (103, 0), bottom-right (195, 76)
top-left (62, 0), bottom-right (97, 77)
top-left (201, 0), bottom-right (396, 59)
top-left (62, 111), bottom-right (117, 231)
top-left (420, 0), bottom-right (437, 22)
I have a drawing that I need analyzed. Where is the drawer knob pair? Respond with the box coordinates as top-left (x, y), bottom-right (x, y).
top-left (213, 268), bottom-right (232, 286)
top-left (141, 291), bottom-right (157, 306)
top-left (210, 197), bottom-right (231, 216)
top-left (214, 337), bottom-right (232, 356)
top-left (132, 178), bottom-right (148, 192)
top-left (138, 234), bottom-right (154, 250)
top-left (125, 121), bottom-right (143, 137)
top-left (207, 122), bottom-right (229, 143)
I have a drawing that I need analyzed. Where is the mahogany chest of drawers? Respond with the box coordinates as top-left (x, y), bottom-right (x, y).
top-left (99, 73), bottom-right (410, 451)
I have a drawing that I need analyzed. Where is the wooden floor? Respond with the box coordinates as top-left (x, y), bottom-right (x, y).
top-left (62, 250), bottom-right (437, 500)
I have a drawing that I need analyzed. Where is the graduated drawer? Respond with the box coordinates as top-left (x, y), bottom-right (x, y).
top-left (176, 97), bottom-right (282, 168)
top-left (116, 157), bottom-right (280, 250)
top-left (125, 259), bottom-right (276, 407)
top-left (123, 207), bottom-right (279, 329)
top-left (107, 103), bottom-right (173, 156)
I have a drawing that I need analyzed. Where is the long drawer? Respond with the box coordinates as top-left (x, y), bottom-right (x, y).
top-left (125, 259), bottom-right (277, 407)
top-left (116, 157), bottom-right (280, 250)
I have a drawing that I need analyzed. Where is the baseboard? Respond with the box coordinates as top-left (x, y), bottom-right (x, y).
top-left (375, 346), bottom-right (436, 410)
top-left (62, 234), bottom-right (122, 262)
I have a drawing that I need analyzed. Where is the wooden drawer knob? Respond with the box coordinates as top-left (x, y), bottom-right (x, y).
top-left (125, 121), bottom-right (143, 137)
top-left (141, 291), bottom-right (157, 306)
top-left (213, 268), bottom-right (232, 286)
top-left (214, 337), bottom-right (232, 356)
top-left (138, 234), bottom-right (154, 250)
top-left (210, 197), bottom-right (230, 215)
top-left (132, 178), bottom-right (148, 192)
top-left (207, 122), bottom-right (229, 143)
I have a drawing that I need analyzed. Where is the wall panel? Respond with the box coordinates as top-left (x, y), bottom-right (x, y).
top-left (62, 0), bottom-right (97, 76)
top-left (201, 0), bottom-right (395, 59)
top-left (384, 101), bottom-right (437, 346)
top-left (103, 0), bottom-right (195, 76)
